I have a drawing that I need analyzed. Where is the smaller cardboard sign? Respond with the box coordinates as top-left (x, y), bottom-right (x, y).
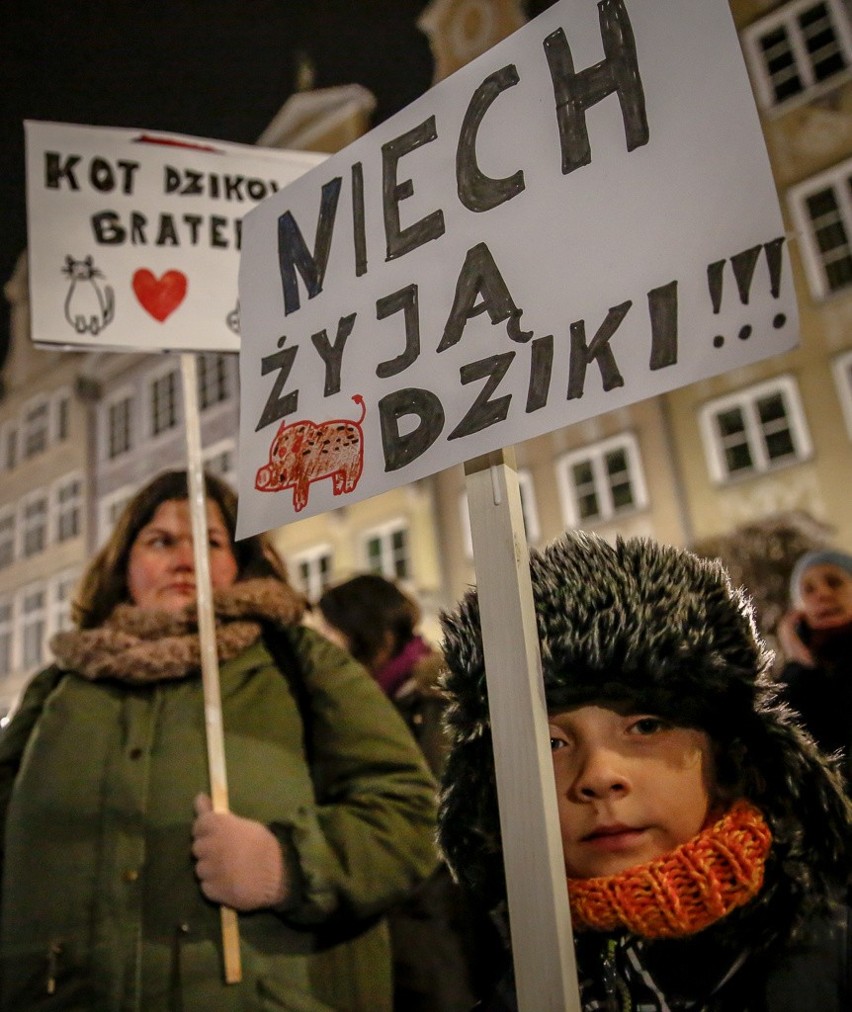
top-left (25, 121), bottom-right (325, 353)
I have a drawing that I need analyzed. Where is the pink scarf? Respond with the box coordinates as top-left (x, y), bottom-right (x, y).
top-left (375, 635), bottom-right (431, 697)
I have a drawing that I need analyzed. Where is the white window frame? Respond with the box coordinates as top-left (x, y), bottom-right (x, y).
top-left (147, 361), bottom-right (181, 439)
top-left (788, 156), bottom-right (852, 301)
top-left (202, 438), bottom-right (238, 488)
top-left (19, 490), bottom-right (49, 558)
top-left (699, 375), bottom-right (813, 484)
top-left (832, 349), bottom-right (852, 437)
top-left (0, 507), bottom-right (15, 570)
top-left (361, 518), bottom-right (411, 580)
top-left (741, 0), bottom-right (852, 113)
top-left (557, 433), bottom-right (648, 528)
top-left (21, 395), bottom-right (50, 460)
top-left (20, 582), bottom-right (47, 671)
top-left (459, 468), bottom-right (541, 558)
top-left (103, 386), bottom-right (135, 460)
top-left (53, 473), bottom-right (83, 543)
top-left (0, 596), bottom-right (14, 678)
top-left (291, 544), bottom-right (334, 602)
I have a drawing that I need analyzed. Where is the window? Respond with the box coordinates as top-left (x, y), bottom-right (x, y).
top-left (0, 510), bottom-right (14, 570)
top-left (106, 391), bottom-right (134, 459)
top-left (0, 598), bottom-right (12, 677)
top-left (517, 470), bottom-right (541, 543)
top-left (99, 486), bottom-right (135, 545)
top-left (55, 475), bottom-right (82, 542)
top-left (788, 157), bottom-right (852, 299)
top-left (197, 353), bottom-right (232, 410)
top-left (742, 0), bottom-right (852, 111)
top-left (150, 367), bottom-right (180, 436)
top-left (22, 398), bottom-right (49, 459)
top-left (21, 492), bottom-right (48, 557)
top-left (557, 434), bottom-right (647, 526)
top-left (362, 520), bottom-right (410, 580)
top-left (833, 349), bottom-right (852, 437)
top-left (21, 585), bottom-right (46, 670)
top-left (50, 570), bottom-right (78, 636)
top-left (459, 468), bottom-right (541, 557)
top-left (700, 376), bottom-right (812, 482)
top-left (203, 439), bottom-right (237, 487)
top-left (292, 545), bottom-right (334, 602)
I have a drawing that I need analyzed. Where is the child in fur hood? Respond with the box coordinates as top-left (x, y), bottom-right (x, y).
top-left (438, 532), bottom-right (852, 1011)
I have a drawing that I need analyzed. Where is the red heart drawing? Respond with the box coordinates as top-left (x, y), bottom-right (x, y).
top-left (132, 269), bottom-right (188, 322)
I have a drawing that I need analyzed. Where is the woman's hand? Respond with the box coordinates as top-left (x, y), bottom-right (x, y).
top-left (777, 609), bottom-right (816, 668)
top-left (191, 793), bottom-right (289, 911)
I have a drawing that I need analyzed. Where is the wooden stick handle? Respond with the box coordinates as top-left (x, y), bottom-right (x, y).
top-left (180, 353), bottom-right (242, 983)
top-left (220, 907), bottom-right (242, 984)
top-left (464, 447), bottom-right (579, 1011)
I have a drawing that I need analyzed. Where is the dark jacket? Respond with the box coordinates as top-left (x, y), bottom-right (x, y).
top-left (483, 907), bottom-right (851, 1010)
top-left (0, 626), bottom-right (438, 1011)
top-left (386, 640), bottom-right (449, 778)
top-left (380, 639), bottom-right (499, 1011)
top-left (780, 626), bottom-right (852, 783)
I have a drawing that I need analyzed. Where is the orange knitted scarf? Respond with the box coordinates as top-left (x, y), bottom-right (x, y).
top-left (568, 799), bottom-right (772, 938)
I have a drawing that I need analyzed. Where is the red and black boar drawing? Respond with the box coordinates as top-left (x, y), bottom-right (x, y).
top-left (255, 395), bottom-right (366, 512)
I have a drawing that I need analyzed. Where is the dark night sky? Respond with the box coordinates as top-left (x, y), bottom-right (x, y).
top-left (0, 0), bottom-right (438, 367)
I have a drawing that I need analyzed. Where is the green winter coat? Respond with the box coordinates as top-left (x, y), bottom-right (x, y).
top-left (0, 625), bottom-right (438, 1011)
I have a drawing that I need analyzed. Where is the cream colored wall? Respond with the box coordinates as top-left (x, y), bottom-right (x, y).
top-left (270, 481), bottom-right (447, 642)
top-left (433, 396), bottom-right (695, 605)
top-left (0, 255), bottom-right (90, 711)
top-left (659, 0), bottom-right (852, 553)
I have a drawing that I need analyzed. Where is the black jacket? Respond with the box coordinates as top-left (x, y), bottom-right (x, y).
top-left (780, 627), bottom-right (852, 784)
top-left (481, 906), bottom-right (850, 1011)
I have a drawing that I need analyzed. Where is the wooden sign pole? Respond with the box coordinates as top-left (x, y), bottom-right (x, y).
top-left (179, 353), bottom-right (242, 984)
top-left (464, 447), bottom-right (580, 1012)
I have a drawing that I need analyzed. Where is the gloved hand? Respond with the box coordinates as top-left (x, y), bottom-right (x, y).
top-left (191, 793), bottom-right (289, 912)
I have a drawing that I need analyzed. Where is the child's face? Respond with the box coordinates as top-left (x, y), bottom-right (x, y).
top-left (549, 703), bottom-right (716, 880)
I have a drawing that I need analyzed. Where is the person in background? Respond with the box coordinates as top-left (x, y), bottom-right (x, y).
top-left (316, 574), bottom-right (446, 774)
top-left (439, 532), bottom-right (851, 1010)
top-left (317, 573), bottom-right (496, 1011)
top-left (778, 548), bottom-right (852, 782)
top-left (0, 470), bottom-right (437, 1012)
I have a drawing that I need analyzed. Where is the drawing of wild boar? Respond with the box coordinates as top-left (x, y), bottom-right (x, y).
top-left (255, 395), bottom-right (366, 512)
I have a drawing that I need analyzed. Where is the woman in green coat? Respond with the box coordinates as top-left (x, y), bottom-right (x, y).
top-left (0, 470), bottom-right (438, 1011)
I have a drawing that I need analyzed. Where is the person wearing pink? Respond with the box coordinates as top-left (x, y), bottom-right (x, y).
top-left (317, 574), bottom-right (496, 1011)
top-left (779, 548), bottom-right (852, 784)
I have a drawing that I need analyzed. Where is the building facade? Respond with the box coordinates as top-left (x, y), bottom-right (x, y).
top-left (0, 256), bottom-right (88, 713)
top-left (3, 0), bottom-right (852, 711)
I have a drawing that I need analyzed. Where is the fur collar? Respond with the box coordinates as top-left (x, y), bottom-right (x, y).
top-left (50, 578), bottom-right (304, 684)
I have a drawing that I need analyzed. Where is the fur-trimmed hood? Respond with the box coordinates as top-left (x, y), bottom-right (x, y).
top-left (438, 532), bottom-right (852, 953)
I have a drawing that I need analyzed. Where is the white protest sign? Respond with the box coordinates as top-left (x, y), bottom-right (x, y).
top-left (25, 121), bottom-right (325, 353)
top-left (236, 0), bottom-right (797, 538)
